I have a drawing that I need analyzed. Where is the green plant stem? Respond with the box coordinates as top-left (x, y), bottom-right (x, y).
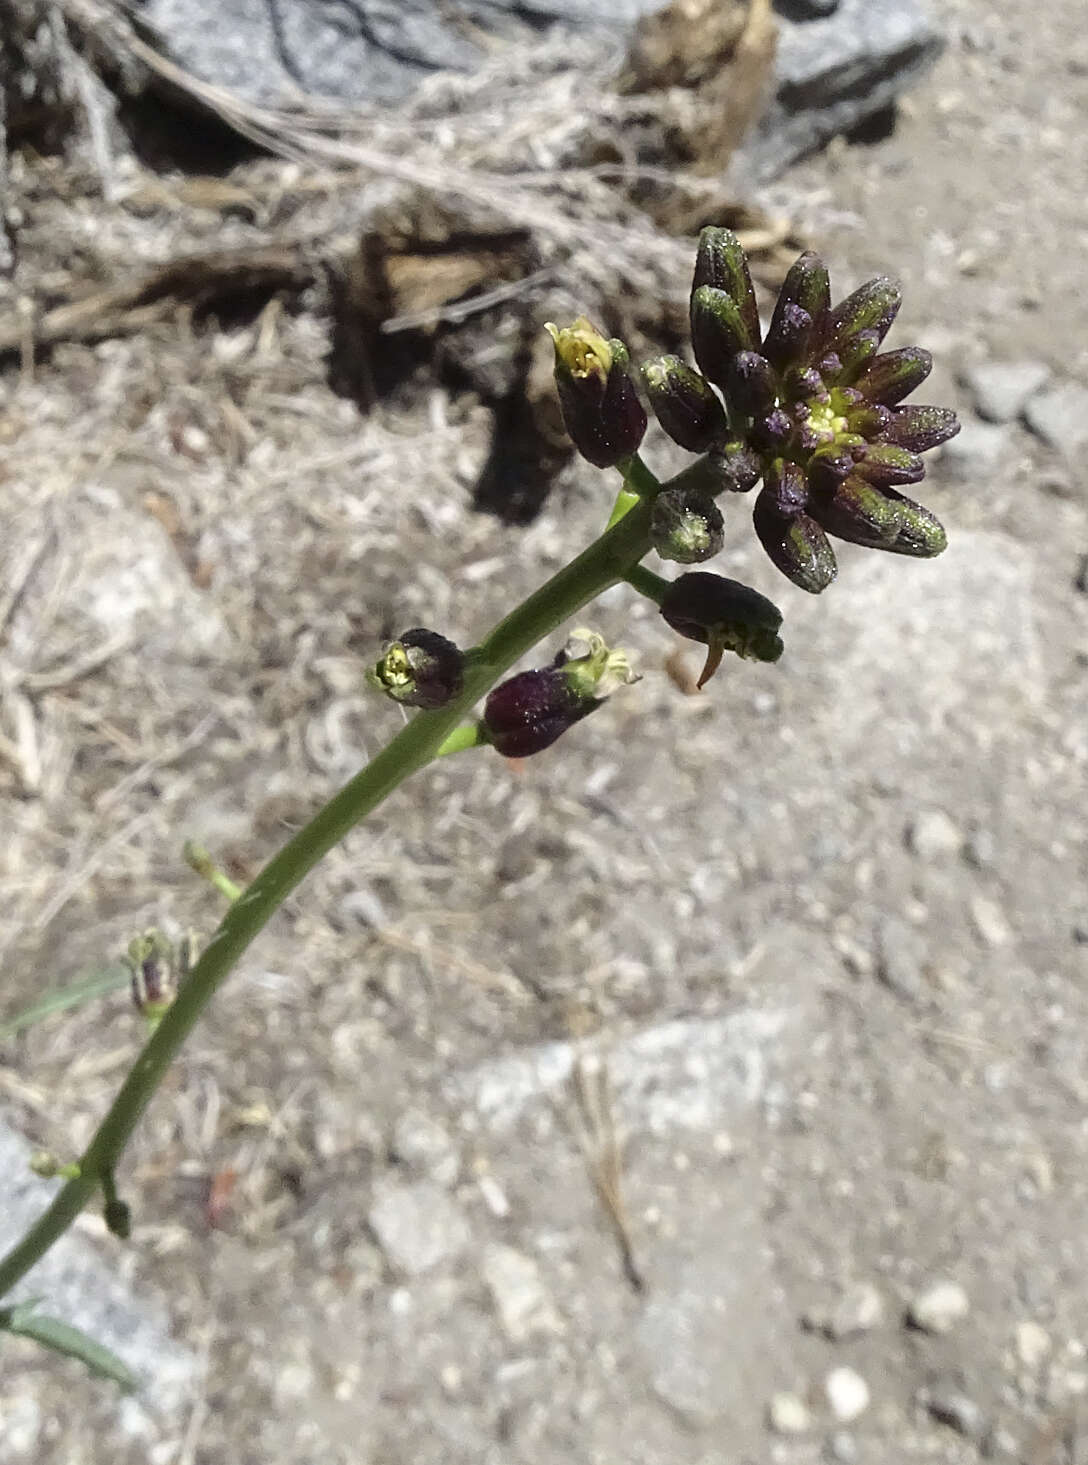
top-left (0, 492), bottom-right (658, 1302)
top-left (624, 564), bottom-right (669, 605)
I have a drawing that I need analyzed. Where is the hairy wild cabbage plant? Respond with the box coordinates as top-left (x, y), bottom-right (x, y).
top-left (0, 228), bottom-right (958, 1383)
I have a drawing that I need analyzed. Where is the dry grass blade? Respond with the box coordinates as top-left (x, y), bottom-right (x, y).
top-left (0, 247), bottom-right (315, 356)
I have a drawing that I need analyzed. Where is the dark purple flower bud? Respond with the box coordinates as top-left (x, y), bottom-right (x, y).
top-left (751, 407), bottom-right (794, 451)
top-left (782, 365), bottom-right (828, 404)
top-left (763, 455), bottom-right (809, 511)
top-left (834, 328), bottom-right (883, 385)
top-left (726, 350), bottom-right (779, 418)
top-left (125, 929), bottom-right (193, 1028)
top-left (651, 486), bottom-right (725, 564)
top-left (762, 303), bottom-right (817, 375)
top-left (710, 439), bottom-right (763, 493)
top-left (691, 227), bottom-right (761, 348)
top-left (880, 405), bottom-right (960, 453)
top-left (852, 443), bottom-right (926, 488)
top-left (482, 668), bottom-right (592, 758)
top-left (851, 347), bottom-right (933, 406)
top-left (660, 571), bottom-right (784, 686)
top-left (690, 285), bottom-right (757, 389)
top-left (768, 251), bottom-right (831, 355)
top-left (808, 475), bottom-right (904, 549)
top-left (882, 491), bottom-right (948, 557)
top-left (546, 319), bottom-right (647, 468)
top-left (823, 275), bottom-right (902, 360)
top-left (752, 459), bottom-right (837, 594)
top-left (816, 351), bottom-right (843, 381)
top-left (641, 355), bottom-right (727, 453)
top-left (844, 403), bottom-right (894, 439)
top-left (482, 631), bottom-right (638, 758)
top-left (370, 628), bottom-right (465, 710)
top-left (807, 442), bottom-right (863, 491)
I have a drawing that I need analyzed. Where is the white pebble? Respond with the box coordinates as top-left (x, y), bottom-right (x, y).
top-left (825, 1366), bottom-right (870, 1423)
top-left (908, 810), bottom-right (963, 861)
top-left (768, 1391), bottom-right (813, 1435)
top-left (909, 1279), bottom-right (970, 1334)
top-left (1015, 1321), bottom-right (1052, 1369)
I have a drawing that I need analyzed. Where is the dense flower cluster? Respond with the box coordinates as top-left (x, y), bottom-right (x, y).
top-left (646, 228), bottom-right (958, 592)
top-left (368, 231), bottom-right (958, 755)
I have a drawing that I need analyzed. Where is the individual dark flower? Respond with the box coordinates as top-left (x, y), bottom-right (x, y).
top-left (369, 628), bottom-right (465, 710)
top-left (650, 486), bottom-right (725, 564)
top-left (659, 572), bottom-right (783, 687)
top-left (125, 929), bottom-right (196, 1028)
top-left (641, 354), bottom-right (728, 453)
top-left (545, 318), bottom-right (647, 468)
top-left (752, 459), bottom-right (837, 595)
top-left (482, 630), bottom-right (638, 758)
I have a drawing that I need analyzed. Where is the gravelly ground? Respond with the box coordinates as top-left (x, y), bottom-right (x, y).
top-left (1, 1), bottom-right (1086, 1461)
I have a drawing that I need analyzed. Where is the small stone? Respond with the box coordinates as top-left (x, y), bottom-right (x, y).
top-left (908, 1279), bottom-right (970, 1334)
top-left (970, 895), bottom-right (1013, 948)
top-left (875, 918), bottom-right (927, 1003)
top-left (936, 418), bottom-right (1011, 479)
top-left (982, 1422), bottom-right (1024, 1460)
top-left (963, 360), bottom-right (1050, 423)
top-left (808, 1282), bottom-right (886, 1340)
top-left (907, 810), bottom-right (963, 861)
top-left (825, 1367), bottom-right (870, 1423)
top-left (481, 1245), bottom-right (562, 1343)
top-left (0, 1396), bottom-right (42, 1456)
top-left (963, 826), bottom-right (996, 869)
top-left (922, 1378), bottom-right (986, 1439)
top-left (390, 1108), bottom-right (460, 1187)
top-left (768, 1391), bottom-right (814, 1435)
top-left (1015, 1321), bottom-right (1052, 1369)
top-left (1024, 381), bottom-right (1088, 452)
top-left (368, 1178), bottom-right (471, 1277)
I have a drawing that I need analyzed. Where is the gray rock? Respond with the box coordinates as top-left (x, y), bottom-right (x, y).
top-left (480, 1244), bottom-right (563, 1342)
top-left (390, 1108), bottom-right (460, 1187)
top-left (875, 917), bottom-right (928, 1003)
top-left (0, 1122), bottom-right (198, 1410)
top-left (778, 0), bottom-right (840, 16)
top-left (637, 1242), bottom-right (779, 1429)
top-left (935, 418), bottom-right (1012, 478)
top-left (445, 1003), bottom-right (801, 1135)
top-left (1023, 380), bottom-right (1088, 452)
top-left (739, 0), bottom-right (944, 180)
top-left (137, 0), bottom-right (942, 181)
top-left (920, 1376), bottom-right (987, 1439)
top-left (138, 0), bottom-right (651, 109)
top-left (367, 1178), bottom-right (471, 1276)
top-left (963, 360), bottom-right (1051, 423)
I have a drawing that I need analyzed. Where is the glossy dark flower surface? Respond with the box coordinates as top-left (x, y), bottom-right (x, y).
top-left (651, 229), bottom-right (959, 593)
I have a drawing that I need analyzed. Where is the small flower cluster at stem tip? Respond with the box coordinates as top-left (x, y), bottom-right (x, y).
top-left (369, 228), bottom-right (958, 755)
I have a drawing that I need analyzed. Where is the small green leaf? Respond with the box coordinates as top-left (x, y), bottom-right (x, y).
top-left (0, 1306), bottom-right (141, 1391)
top-left (0, 966), bottom-right (130, 1041)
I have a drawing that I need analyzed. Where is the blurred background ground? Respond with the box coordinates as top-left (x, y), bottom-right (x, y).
top-left (0, 0), bottom-right (1086, 1461)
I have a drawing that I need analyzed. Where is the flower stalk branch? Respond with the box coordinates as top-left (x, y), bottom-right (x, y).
top-left (0, 492), bottom-right (657, 1302)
